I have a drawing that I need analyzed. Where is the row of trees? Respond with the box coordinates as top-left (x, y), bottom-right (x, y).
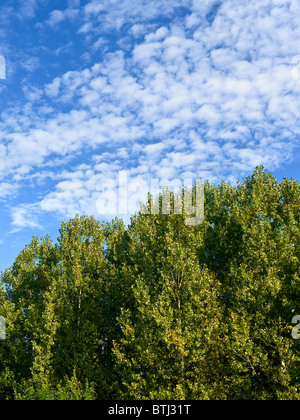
top-left (0, 167), bottom-right (299, 399)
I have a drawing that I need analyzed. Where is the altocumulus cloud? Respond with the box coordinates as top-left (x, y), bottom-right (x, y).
top-left (0, 0), bottom-right (299, 233)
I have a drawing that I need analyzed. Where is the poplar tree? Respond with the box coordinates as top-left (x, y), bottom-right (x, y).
top-left (0, 167), bottom-right (299, 400)
top-left (112, 192), bottom-right (224, 399)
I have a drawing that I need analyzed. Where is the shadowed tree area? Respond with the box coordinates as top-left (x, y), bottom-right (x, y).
top-left (0, 167), bottom-right (299, 400)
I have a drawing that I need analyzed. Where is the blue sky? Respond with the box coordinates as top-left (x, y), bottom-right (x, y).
top-left (0, 0), bottom-right (299, 272)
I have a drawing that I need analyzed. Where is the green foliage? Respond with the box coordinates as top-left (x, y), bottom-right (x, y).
top-left (15, 372), bottom-right (96, 400)
top-left (0, 167), bottom-right (299, 400)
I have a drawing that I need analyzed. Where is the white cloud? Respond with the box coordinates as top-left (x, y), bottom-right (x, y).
top-left (10, 204), bottom-right (42, 232)
top-left (44, 7), bottom-right (80, 27)
top-left (1, 0), bottom-right (300, 231)
top-left (82, 0), bottom-right (190, 29)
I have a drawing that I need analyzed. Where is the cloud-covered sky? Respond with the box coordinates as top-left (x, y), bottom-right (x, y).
top-left (0, 0), bottom-right (299, 270)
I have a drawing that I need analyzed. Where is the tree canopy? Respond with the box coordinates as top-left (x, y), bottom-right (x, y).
top-left (0, 167), bottom-right (299, 400)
